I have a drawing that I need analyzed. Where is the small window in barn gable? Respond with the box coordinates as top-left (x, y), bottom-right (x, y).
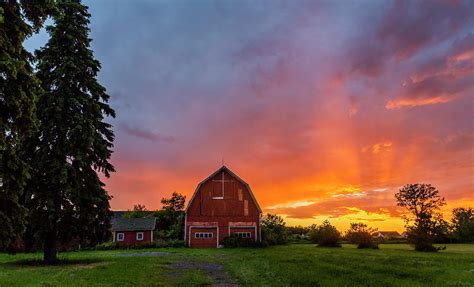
top-left (136, 232), bottom-right (144, 241)
top-left (117, 233), bottom-right (124, 241)
top-left (244, 200), bottom-right (249, 216)
top-left (238, 189), bottom-right (243, 201)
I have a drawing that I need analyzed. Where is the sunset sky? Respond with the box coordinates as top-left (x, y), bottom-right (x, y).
top-left (26, 0), bottom-right (474, 232)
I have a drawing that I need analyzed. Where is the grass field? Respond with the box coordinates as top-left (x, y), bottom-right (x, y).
top-left (0, 244), bottom-right (473, 287)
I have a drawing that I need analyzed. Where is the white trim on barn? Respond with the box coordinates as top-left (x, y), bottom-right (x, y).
top-left (195, 232), bottom-right (214, 238)
top-left (184, 213), bottom-right (187, 241)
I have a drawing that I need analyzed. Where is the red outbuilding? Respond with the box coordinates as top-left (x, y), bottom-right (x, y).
top-left (185, 166), bottom-right (262, 248)
top-left (111, 217), bottom-right (156, 245)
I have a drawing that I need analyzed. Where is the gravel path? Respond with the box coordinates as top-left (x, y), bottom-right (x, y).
top-left (171, 261), bottom-right (238, 287)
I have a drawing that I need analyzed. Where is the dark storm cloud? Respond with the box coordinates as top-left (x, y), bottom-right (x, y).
top-left (349, 0), bottom-right (474, 77)
top-left (378, 0), bottom-right (473, 58)
top-left (119, 124), bottom-right (175, 143)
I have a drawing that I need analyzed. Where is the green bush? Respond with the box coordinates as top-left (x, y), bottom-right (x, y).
top-left (90, 239), bottom-right (184, 250)
top-left (222, 237), bottom-right (268, 248)
top-left (261, 214), bottom-right (288, 245)
top-left (452, 208), bottom-right (474, 243)
top-left (288, 234), bottom-right (311, 244)
top-left (168, 239), bottom-right (185, 248)
top-left (346, 223), bottom-right (379, 249)
top-left (308, 220), bottom-right (341, 247)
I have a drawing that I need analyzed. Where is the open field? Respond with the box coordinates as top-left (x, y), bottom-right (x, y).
top-left (0, 244), bottom-right (473, 287)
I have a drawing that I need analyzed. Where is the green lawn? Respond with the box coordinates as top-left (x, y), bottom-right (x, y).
top-left (1, 244), bottom-right (473, 286)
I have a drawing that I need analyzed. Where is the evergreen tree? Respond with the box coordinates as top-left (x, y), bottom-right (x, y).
top-left (0, 0), bottom-right (53, 252)
top-left (23, 0), bottom-right (115, 263)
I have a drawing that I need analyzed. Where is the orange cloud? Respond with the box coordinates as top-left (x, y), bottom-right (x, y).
top-left (385, 96), bottom-right (455, 109)
top-left (362, 142), bottom-right (393, 154)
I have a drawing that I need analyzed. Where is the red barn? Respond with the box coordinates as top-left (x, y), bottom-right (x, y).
top-left (185, 166), bottom-right (262, 248)
top-left (111, 217), bottom-right (156, 245)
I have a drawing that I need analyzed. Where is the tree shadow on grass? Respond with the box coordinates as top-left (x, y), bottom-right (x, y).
top-left (3, 258), bottom-right (104, 268)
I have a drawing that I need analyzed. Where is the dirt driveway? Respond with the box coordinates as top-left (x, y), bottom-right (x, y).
top-left (170, 261), bottom-right (238, 286)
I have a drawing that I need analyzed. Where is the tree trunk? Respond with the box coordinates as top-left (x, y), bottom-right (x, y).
top-left (43, 232), bottom-right (58, 264)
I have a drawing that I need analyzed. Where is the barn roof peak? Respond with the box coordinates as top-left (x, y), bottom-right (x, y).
top-left (210, 165), bottom-right (250, 185)
top-left (185, 165), bottom-right (262, 213)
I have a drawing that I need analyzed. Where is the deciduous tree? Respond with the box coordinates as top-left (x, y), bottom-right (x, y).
top-left (124, 204), bottom-right (150, 219)
top-left (161, 191), bottom-right (186, 212)
top-left (157, 192), bottom-right (186, 239)
top-left (452, 208), bottom-right (474, 243)
top-left (395, 184), bottom-right (446, 251)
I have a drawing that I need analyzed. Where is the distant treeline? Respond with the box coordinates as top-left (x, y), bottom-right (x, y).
top-left (285, 206), bottom-right (474, 244)
top-left (262, 184), bottom-right (474, 252)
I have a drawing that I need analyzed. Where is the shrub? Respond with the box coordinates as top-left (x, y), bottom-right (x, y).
top-left (222, 237), bottom-right (267, 248)
top-left (288, 234), bottom-right (311, 244)
top-left (93, 242), bottom-right (118, 250)
top-left (346, 223), bottom-right (379, 249)
top-left (452, 208), bottom-right (474, 243)
top-left (261, 214), bottom-right (288, 245)
top-left (308, 220), bottom-right (341, 247)
top-left (168, 239), bottom-right (185, 248)
top-left (91, 239), bottom-right (185, 250)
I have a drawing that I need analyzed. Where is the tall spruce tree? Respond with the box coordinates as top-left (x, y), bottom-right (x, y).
top-left (0, 0), bottom-right (53, 252)
top-left (24, 0), bottom-right (115, 263)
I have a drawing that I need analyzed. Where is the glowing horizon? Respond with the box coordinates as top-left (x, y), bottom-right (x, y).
top-left (26, 0), bottom-right (474, 233)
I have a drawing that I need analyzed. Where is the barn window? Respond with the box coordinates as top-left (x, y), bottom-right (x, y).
top-left (244, 200), bottom-right (249, 216)
top-left (195, 232), bottom-right (213, 239)
top-left (233, 232), bottom-right (251, 239)
top-left (117, 233), bottom-right (125, 241)
top-left (136, 232), bottom-right (144, 241)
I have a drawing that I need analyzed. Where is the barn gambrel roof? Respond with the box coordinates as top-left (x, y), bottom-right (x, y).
top-left (185, 165), bottom-right (262, 213)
